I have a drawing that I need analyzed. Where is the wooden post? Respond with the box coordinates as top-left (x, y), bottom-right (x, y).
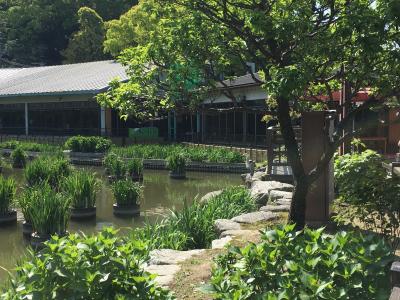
top-left (24, 103), bottom-right (29, 136)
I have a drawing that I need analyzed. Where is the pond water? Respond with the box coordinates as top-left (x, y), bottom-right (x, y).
top-left (0, 167), bottom-right (242, 282)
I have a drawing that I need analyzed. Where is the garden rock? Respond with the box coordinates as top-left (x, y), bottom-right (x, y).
top-left (250, 181), bottom-right (294, 206)
top-left (149, 249), bottom-right (205, 265)
top-left (252, 171), bottom-right (266, 181)
top-left (200, 190), bottom-right (223, 204)
top-left (220, 229), bottom-right (259, 238)
top-left (144, 264), bottom-right (180, 287)
top-left (269, 190), bottom-right (293, 201)
top-left (260, 204), bottom-right (290, 213)
top-left (211, 236), bottom-right (232, 249)
top-left (214, 219), bottom-right (241, 234)
top-left (275, 198), bottom-right (292, 206)
top-left (231, 211), bottom-right (278, 224)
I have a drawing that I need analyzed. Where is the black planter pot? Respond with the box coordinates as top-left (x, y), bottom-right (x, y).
top-left (31, 232), bottom-right (67, 249)
top-left (130, 173), bottom-right (144, 183)
top-left (22, 221), bottom-right (33, 238)
top-left (113, 203), bottom-right (140, 218)
top-left (70, 206), bottom-right (96, 220)
top-left (0, 210), bottom-right (17, 225)
top-left (169, 171), bottom-right (186, 179)
top-left (12, 162), bottom-right (24, 169)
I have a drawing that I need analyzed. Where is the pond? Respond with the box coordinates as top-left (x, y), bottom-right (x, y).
top-left (0, 167), bottom-right (242, 282)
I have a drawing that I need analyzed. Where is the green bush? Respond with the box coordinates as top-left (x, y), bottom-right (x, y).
top-left (108, 156), bottom-right (127, 179)
top-left (0, 140), bottom-right (60, 152)
top-left (0, 176), bottom-right (16, 215)
top-left (28, 183), bottom-right (71, 236)
top-left (103, 151), bottom-right (119, 174)
top-left (65, 136), bottom-right (112, 153)
top-left (11, 147), bottom-right (27, 168)
top-left (112, 179), bottom-right (142, 206)
top-left (133, 186), bottom-right (255, 250)
top-left (127, 158), bottom-right (144, 176)
top-left (334, 149), bottom-right (400, 248)
top-left (24, 156), bottom-right (71, 188)
top-left (210, 225), bottom-right (393, 299)
top-left (18, 188), bottom-right (35, 224)
top-left (1, 228), bottom-right (173, 299)
top-left (166, 153), bottom-right (186, 174)
top-left (62, 170), bottom-right (99, 209)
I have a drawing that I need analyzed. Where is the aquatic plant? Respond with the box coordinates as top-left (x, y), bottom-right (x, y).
top-left (62, 170), bottom-right (99, 209)
top-left (166, 153), bottom-right (186, 174)
top-left (0, 140), bottom-right (60, 152)
top-left (28, 183), bottom-right (71, 236)
top-left (65, 136), bottom-right (112, 153)
top-left (1, 228), bottom-right (173, 299)
top-left (0, 176), bottom-right (16, 215)
top-left (127, 158), bottom-right (144, 176)
top-left (11, 147), bottom-right (27, 168)
top-left (112, 179), bottom-right (142, 206)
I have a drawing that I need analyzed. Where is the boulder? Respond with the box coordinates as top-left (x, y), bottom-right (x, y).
top-left (144, 264), bottom-right (181, 286)
top-left (214, 219), bottom-right (241, 235)
top-left (252, 171), bottom-right (266, 181)
top-left (149, 249), bottom-right (205, 265)
top-left (275, 198), bottom-right (292, 206)
top-left (200, 190), bottom-right (223, 204)
top-left (260, 204), bottom-right (290, 213)
top-left (250, 181), bottom-right (294, 206)
top-left (269, 190), bottom-right (293, 201)
top-left (211, 236), bottom-right (232, 249)
top-left (231, 211), bottom-right (279, 224)
top-left (220, 229), bottom-right (259, 238)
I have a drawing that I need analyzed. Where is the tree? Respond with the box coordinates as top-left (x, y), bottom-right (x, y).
top-left (99, 0), bottom-right (400, 228)
top-left (0, 0), bottom-right (137, 66)
top-left (63, 7), bottom-right (107, 63)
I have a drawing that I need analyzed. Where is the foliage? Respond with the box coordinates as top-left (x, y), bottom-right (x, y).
top-left (127, 158), bottom-right (143, 176)
top-left (28, 183), bottom-right (71, 236)
top-left (18, 188), bottom-right (35, 224)
top-left (0, 140), bottom-right (60, 152)
top-left (62, 170), bottom-right (99, 209)
top-left (0, 0), bottom-right (137, 66)
top-left (0, 176), bottom-right (15, 215)
top-left (166, 153), bottom-right (186, 174)
top-left (63, 7), bottom-right (107, 63)
top-left (210, 225), bottom-right (393, 300)
top-left (24, 156), bottom-right (71, 188)
top-left (111, 144), bottom-right (245, 163)
top-left (10, 147), bottom-right (27, 168)
top-left (65, 136), bottom-right (112, 153)
top-left (112, 179), bottom-right (142, 206)
top-left (108, 156), bottom-right (127, 179)
top-left (103, 151), bottom-right (119, 173)
top-left (133, 186), bottom-right (255, 250)
top-left (1, 228), bottom-right (173, 299)
top-left (334, 149), bottom-right (400, 249)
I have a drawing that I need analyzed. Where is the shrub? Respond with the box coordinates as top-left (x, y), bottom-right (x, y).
top-left (108, 156), bottom-right (127, 179)
top-left (334, 149), bottom-right (400, 249)
top-left (127, 158), bottom-right (144, 176)
top-left (11, 147), bottom-right (27, 168)
top-left (112, 179), bottom-right (142, 206)
top-left (210, 225), bottom-right (393, 299)
top-left (132, 186), bottom-right (255, 250)
top-left (103, 151), bottom-right (119, 173)
top-left (0, 140), bottom-right (60, 152)
top-left (28, 183), bottom-right (71, 236)
top-left (65, 136), bottom-right (112, 153)
top-left (0, 176), bottom-right (16, 215)
top-left (18, 188), bottom-right (35, 224)
top-left (1, 228), bottom-right (173, 299)
top-left (62, 170), bottom-right (99, 209)
top-left (166, 153), bottom-right (186, 174)
top-left (24, 156), bottom-right (71, 188)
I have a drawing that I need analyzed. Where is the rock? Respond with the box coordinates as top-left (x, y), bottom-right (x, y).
top-left (250, 181), bottom-right (294, 206)
top-left (269, 190), bottom-right (293, 201)
top-left (260, 204), bottom-right (290, 213)
top-left (231, 211), bottom-right (279, 224)
top-left (220, 229), bottom-right (258, 238)
top-left (200, 190), bottom-right (223, 203)
top-left (252, 171), bottom-right (266, 181)
top-left (214, 219), bottom-right (241, 235)
top-left (275, 198), bottom-right (292, 206)
top-left (241, 173), bottom-right (248, 182)
top-left (149, 249), bottom-right (205, 265)
top-left (211, 236), bottom-right (232, 249)
top-left (144, 264), bottom-right (181, 287)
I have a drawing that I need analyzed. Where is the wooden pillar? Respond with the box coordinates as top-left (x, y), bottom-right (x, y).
top-left (302, 111), bottom-right (334, 226)
top-left (24, 103), bottom-right (29, 136)
top-left (242, 111), bottom-right (247, 143)
top-left (105, 108), bottom-right (112, 136)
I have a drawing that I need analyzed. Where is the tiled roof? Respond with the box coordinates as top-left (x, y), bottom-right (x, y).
top-left (0, 60), bottom-right (128, 98)
top-left (216, 73), bottom-right (263, 89)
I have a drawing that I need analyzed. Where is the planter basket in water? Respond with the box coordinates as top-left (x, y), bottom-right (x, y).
top-left (0, 210), bottom-right (17, 225)
top-left (113, 203), bottom-right (140, 217)
top-left (70, 206), bottom-right (96, 220)
top-left (169, 171), bottom-right (186, 179)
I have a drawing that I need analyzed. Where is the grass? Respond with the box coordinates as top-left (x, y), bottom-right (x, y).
top-left (0, 140), bottom-right (60, 153)
top-left (62, 170), bottom-right (99, 209)
top-left (11, 147), bottom-right (27, 168)
top-left (0, 176), bottom-right (16, 215)
top-left (126, 158), bottom-right (143, 176)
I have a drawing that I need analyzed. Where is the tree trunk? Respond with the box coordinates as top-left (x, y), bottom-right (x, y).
top-left (276, 96), bottom-right (308, 229)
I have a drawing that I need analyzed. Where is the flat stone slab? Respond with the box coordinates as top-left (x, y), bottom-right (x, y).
top-left (220, 229), bottom-right (259, 238)
top-left (214, 219), bottom-right (241, 234)
top-left (252, 171), bottom-right (266, 181)
top-left (211, 236), bottom-right (232, 249)
top-left (144, 264), bottom-right (181, 287)
top-left (149, 249), bottom-right (205, 265)
top-left (200, 190), bottom-right (223, 203)
top-left (274, 198), bottom-right (292, 206)
top-left (269, 190), bottom-right (293, 201)
top-left (231, 211), bottom-right (278, 224)
top-left (250, 181), bottom-right (294, 206)
top-left (260, 205), bottom-right (290, 213)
